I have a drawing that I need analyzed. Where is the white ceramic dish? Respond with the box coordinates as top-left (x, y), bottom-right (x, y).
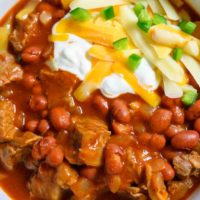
top-left (0, 0), bottom-right (200, 199)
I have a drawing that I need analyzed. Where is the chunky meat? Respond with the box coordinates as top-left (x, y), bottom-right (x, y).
top-left (29, 164), bottom-right (64, 200)
top-left (55, 162), bottom-right (78, 189)
top-left (11, 131), bottom-right (42, 148)
top-left (0, 144), bottom-right (24, 170)
top-left (9, 13), bottom-right (40, 51)
top-left (40, 69), bottom-right (79, 108)
top-left (70, 178), bottom-right (98, 200)
top-left (173, 151), bottom-right (200, 177)
top-left (0, 52), bottom-right (23, 87)
top-left (168, 178), bottom-right (193, 200)
top-left (0, 99), bottom-right (18, 142)
top-left (173, 156), bottom-right (192, 177)
top-left (65, 117), bottom-right (110, 166)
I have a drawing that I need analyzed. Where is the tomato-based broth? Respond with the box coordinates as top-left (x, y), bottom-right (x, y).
top-left (0, 0), bottom-right (200, 200)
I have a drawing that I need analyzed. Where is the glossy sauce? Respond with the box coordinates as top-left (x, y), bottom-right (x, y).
top-left (0, 1), bottom-right (199, 200)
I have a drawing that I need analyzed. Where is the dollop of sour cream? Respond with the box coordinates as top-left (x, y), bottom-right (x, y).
top-left (53, 34), bottom-right (92, 80)
top-left (100, 73), bottom-right (134, 98)
top-left (50, 15), bottom-right (159, 99)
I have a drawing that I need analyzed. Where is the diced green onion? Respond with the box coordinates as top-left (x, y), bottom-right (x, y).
top-left (137, 21), bottom-right (152, 32)
top-left (181, 90), bottom-right (198, 106)
top-left (70, 7), bottom-right (91, 21)
top-left (113, 37), bottom-right (128, 50)
top-left (152, 13), bottom-right (167, 25)
top-left (134, 3), bottom-right (145, 16)
top-left (101, 6), bottom-right (115, 20)
top-left (138, 9), bottom-right (151, 22)
top-left (127, 54), bottom-right (142, 71)
top-left (173, 48), bottom-right (183, 61)
top-left (179, 20), bottom-right (197, 34)
top-left (137, 9), bottom-right (152, 32)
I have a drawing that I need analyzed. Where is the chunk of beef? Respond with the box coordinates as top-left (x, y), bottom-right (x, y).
top-left (70, 178), bottom-right (97, 200)
top-left (173, 151), bottom-right (200, 177)
top-left (9, 13), bottom-right (40, 51)
top-left (0, 144), bottom-right (24, 170)
top-left (55, 162), bottom-right (78, 189)
top-left (0, 99), bottom-right (18, 142)
top-left (40, 69), bottom-right (79, 108)
top-left (11, 131), bottom-right (42, 148)
top-left (29, 163), bottom-right (64, 200)
top-left (168, 178), bottom-right (193, 200)
top-left (188, 151), bottom-right (200, 169)
top-left (173, 156), bottom-right (192, 177)
top-left (65, 117), bottom-right (110, 166)
top-left (0, 52), bottom-right (23, 87)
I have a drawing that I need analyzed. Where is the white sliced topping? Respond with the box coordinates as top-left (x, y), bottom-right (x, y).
top-left (181, 54), bottom-right (200, 87)
top-left (183, 40), bottom-right (200, 58)
top-left (163, 75), bottom-right (183, 98)
top-left (119, 5), bottom-right (185, 83)
top-left (100, 73), bottom-right (134, 98)
top-left (70, 0), bottom-right (128, 10)
top-left (146, 0), bottom-right (165, 14)
top-left (53, 34), bottom-right (92, 80)
top-left (158, 0), bottom-right (180, 21)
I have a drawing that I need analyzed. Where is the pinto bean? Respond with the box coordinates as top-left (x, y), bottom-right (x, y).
top-left (29, 95), bottom-right (47, 111)
top-left (111, 100), bottom-right (131, 123)
top-left (149, 134), bottom-right (166, 151)
top-left (32, 84), bottom-right (43, 95)
top-left (150, 109), bottom-right (172, 133)
top-left (25, 120), bottom-right (39, 132)
top-left (194, 118), bottom-right (200, 132)
top-left (39, 135), bottom-right (56, 156)
top-left (38, 119), bottom-right (50, 134)
top-left (22, 73), bottom-right (36, 89)
top-left (161, 96), bottom-right (182, 108)
top-left (50, 107), bottom-right (70, 130)
top-left (32, 135), bottom-right (56, 160)
top-left (162, 162), bottom-right (175, 181)
top-left (93, 95), bottom-right (109, 116)
top-left (22, 46), bottom-right (42, 63)
top-left (137, 132), bottom-right (152, 146)
top-left (171, 106), bottom-right (184, 125)
top-left (164, 124), bottom-right (185, 138)
top-left (46, 146), bottom-right (64, 167)
top-left (171, 130), bottom-right (199, 149)
top-left (186, 100), bottom-right (200, 121)
top-left (53, 9), bottom-right (65, 18)
top-left (105, 144), bottom-right (123, 175)
top-left (80, 167), bottom-right (98, 180)
top-left (162, 147), bottom-right (183, 161)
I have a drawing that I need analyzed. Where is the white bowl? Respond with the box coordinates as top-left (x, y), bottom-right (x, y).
top-left (0, 0), bottom-right (199, 200)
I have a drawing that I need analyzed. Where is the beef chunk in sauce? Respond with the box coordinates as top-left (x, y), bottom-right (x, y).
top-left (9, 13), bottom-right (40, 52)
top-left (55, 162), bottom-right (78, 189)
top-left (29, 164), bottom-right (65, 200)
top-left (0, 52), bottom-right (23, 87)
top-left (168, 178), bottom-right (194, 200)
top-left (173, 151), bottom-right (200, 178)
top-left (40, 69), bottom-right (79, 108)
top-left (0, 99), bottom-right (18, 141)
top-left (0, 144), bottom-right (25, 170)
top-left (65, 117), bottom-right (110, 166)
